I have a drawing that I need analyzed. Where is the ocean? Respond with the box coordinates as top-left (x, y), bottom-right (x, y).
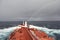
top-left (0, 21), bottom-right (60, 40)
top-left (0, 21), bottom-right (60, 29)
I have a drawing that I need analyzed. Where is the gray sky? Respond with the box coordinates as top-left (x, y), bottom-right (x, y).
top-left (0, 0), bottom-right (60, 21)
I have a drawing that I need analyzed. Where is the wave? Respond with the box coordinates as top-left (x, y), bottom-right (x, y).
top-left (29, 25), bottom-right (60, 40)
top-left (0, 26), bottom-right (21, 40)
top-left (0, 25), bottom-right (60, 40)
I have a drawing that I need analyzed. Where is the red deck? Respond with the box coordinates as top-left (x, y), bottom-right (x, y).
top-left (9, 27), bottom-right (54, 40)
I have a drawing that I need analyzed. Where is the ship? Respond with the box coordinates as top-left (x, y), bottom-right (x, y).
top-left (9, 21), bottom-right (54, 40)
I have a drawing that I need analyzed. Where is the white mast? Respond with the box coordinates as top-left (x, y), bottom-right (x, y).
top-left (25, 21), bottom-right (27, 27)
top-left (23, 21), bottom-right (28, 27)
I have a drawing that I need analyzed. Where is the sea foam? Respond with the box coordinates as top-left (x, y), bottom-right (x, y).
top-left (0, 25), bottom-right (60, 40)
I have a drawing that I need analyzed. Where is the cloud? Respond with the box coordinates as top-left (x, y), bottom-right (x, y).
top-left (0, 0), bottom-right (60, 21)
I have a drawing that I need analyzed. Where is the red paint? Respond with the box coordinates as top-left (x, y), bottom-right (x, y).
top-left (9, 27), bottom-right (54, 40)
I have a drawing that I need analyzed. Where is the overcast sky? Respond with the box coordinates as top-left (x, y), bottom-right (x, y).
top-left (0, 0), bottom-right (60, 21)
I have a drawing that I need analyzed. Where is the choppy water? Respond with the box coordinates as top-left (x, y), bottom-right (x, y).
top-left (0, 21), bottom-right (60, 40)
